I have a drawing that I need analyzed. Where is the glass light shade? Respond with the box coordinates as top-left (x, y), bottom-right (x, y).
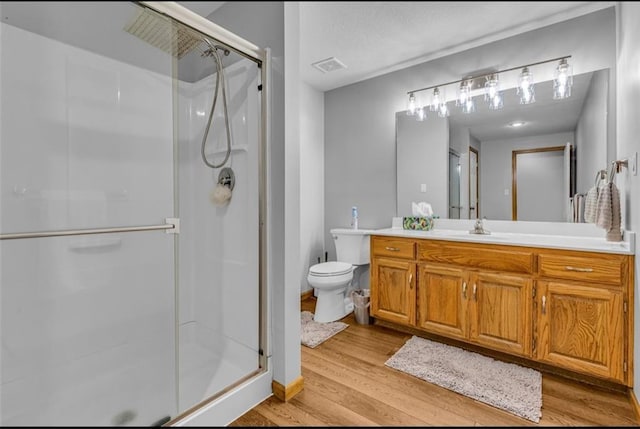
top-left (517, 67), bottom-right (535, 104)
top-left (457, 80), bottom-right (472, 107)
top-left (407, 93), bottom-right (416, 115)
top-left (456, 80), bottom-right (474, 114)
top-left (553, 58), bottom-right (573, 99)
top-left (416, 106), bottom-right (426, 121)
top-left (437, 101), bottom-right (449, 118)
top-left (430, 87), bottom-right (443, 112)
top-left (488, 93), bottom-right (503, 110)
top-left (484, 74), bottom-right (503, 110)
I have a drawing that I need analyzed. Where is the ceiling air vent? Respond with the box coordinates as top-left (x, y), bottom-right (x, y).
top-left (312, 57), bottom-right (347, 73)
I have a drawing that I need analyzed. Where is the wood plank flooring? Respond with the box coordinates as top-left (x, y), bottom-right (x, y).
top-left (230, 297), bottom-right (639, 427)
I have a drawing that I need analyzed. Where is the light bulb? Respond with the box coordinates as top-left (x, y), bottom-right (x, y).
top-left (407, 93), bottom-right (416, 115)
top-left (416, 106), bottom-right (426, 121)
top-left (457, 80), bottom-right (472, 107)
top-left (517, 67), bottom-right (535, 104)
top-left (553, 58), bottom-right (573, 99)
top-left (484, 74), bottom-right (502, 109)
top-left (438, 102), bottom-right (449, 118)
top-left (431, 88), bottom-right (441, 112)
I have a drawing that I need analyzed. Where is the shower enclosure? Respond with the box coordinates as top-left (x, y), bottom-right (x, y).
top-left (0, 1), bottom-right (268, 426)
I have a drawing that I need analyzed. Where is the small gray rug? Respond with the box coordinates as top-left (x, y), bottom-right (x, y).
top-left (301, 311), bottom-right (348, 348)
top-left (385, 336), bottom-right (542, 423)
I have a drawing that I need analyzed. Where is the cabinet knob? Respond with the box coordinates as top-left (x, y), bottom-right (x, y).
top-left (473, 283), bottom-right (477, 301)
top-left (385, 246), bottom-right (400, 251)
top-left (541, 295), bottom-right (547, 315)
top-left (408, 273), bottom-right (413, 288)
top-left (462, 282), bottom-right (467, 299)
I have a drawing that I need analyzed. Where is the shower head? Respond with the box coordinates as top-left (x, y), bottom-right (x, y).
top-left (124, 8), bottom-right (202, 59)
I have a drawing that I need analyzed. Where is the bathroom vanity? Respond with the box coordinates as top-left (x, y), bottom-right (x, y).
top-left (369, 225), bottom-right (635, 386)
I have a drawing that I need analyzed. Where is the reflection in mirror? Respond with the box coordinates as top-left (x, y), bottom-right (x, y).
top-left (396, 69), bottom-right (609, 223)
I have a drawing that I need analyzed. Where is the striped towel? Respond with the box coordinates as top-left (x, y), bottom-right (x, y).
top-left (595, 181), bottom-right (622, 241)
top-left (583, 184), bottom-right (602, 223)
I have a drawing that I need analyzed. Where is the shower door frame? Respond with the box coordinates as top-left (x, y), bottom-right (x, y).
top-left (138, 1), bottom-right (271, 423)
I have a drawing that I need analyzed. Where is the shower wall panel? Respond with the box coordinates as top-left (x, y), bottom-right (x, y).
top-left (177, 57), bottom-right (260, 410)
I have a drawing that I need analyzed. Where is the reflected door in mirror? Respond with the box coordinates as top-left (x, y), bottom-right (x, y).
top-left (449, 151), bottom-right (461, 219)
top-left (469, 147), bottom-right (479, 219)
top-left (512, 146), bottom-right (568, 221)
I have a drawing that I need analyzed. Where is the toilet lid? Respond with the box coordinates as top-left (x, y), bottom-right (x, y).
top-left (309, 261), bottom-right (353, 277)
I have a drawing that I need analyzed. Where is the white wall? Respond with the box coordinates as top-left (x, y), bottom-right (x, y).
top-left (576, 69), bottom-right (610, 195)
top-left (616, 0), bottom-right (640, 397)
top-left (324, 8), bottom-right (616, 260)
top-left (300, 82), bottom-right (325, 293)
top-left (479, 132), bottom-right (574, 220)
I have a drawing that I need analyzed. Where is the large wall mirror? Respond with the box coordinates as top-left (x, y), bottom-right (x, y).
top-left (396, 68), bottom-right (611, 222)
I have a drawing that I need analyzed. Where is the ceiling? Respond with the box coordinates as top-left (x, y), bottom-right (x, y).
top-left (152, 1), bottom-right (617, 95)
top-left (177, 1), bottom-right (225, 18)
top-left (299, 1), bottom-right (615, 92)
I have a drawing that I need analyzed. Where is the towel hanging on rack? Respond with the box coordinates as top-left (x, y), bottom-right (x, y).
top-left (584, 170), bottom-right (607, 223)
top-left (595, 163), bottom-right (622, 241)
top-left (571, 193), bottom-right (585, 223)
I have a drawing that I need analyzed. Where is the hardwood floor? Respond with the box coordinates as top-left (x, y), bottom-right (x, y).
top-left (230, 297), bottom-right (639, 427)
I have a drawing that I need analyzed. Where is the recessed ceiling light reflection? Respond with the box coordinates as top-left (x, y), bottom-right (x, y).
top-left (509, 121), bottom-right (526, 128)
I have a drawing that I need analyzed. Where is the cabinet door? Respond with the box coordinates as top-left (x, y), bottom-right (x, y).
top-left (417, 264), bottom-right (468, 340)
top-left (370, 257), bottom-right (416, 325)
top-left (537, 281), bottom-right (625, 383)
top-left (468, 272), bottom-right (532, 357)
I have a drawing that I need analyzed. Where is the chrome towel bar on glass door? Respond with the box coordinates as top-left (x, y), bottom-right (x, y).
top-left (0, 218), bottom-right (180, 240)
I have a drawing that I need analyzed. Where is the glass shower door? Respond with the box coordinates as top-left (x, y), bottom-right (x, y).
top-left (173, 19), bottom-right (263, 414)
top-left (0, 2), bottom-right (178, 425)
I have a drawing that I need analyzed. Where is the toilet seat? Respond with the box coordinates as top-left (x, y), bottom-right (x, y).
top-left (309, 261), bottom-right (353, 277)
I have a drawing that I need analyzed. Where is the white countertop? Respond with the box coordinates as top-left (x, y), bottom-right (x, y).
top-left (372, 219), bottom-right (635, 255)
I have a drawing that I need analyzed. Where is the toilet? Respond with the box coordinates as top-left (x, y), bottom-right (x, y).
top-left (307, 228), bottom-right (374, 323)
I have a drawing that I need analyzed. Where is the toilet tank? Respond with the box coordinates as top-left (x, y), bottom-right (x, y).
top-left (330, 228), bottom-right (376, 265)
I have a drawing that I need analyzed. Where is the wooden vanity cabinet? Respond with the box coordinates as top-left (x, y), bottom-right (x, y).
top-left (416, 240), bottom-right (534, 357)
top-left (370, 257), bottom-right (416, 325)
top-left (535, 250), bottom-right (631, 384)
top-left (370, 237), bottom-right (417, 325)
top-left (416, 264), bottom-right (468, 340)
top-left (370, 234), bottom-right (634, 386)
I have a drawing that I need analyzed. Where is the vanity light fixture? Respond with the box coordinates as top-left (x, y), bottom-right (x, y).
top-left (416, 105), bottom-right (426, 121)
top-left (405, 55), bottom-right (571, 119)
top-left (553, 58), bottom-right (573, 99)
top-left (517, 67), bottom-right (535, 104)
top-left (407, 92), bottom-right (417, 115)
top-left (430, 87), bottom-right (442, 112)
top-left (430, 87), bottom-right (449, 118)
top-left (457, 80), bottom-right (475, 114)
top-left (484, 74), bottom-right (503, 110)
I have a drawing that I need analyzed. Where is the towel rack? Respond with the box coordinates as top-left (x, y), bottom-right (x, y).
top-left (613, 158), bottom-right (629, 174)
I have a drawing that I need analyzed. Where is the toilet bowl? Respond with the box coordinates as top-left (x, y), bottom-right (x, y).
top-left (307, 261), bottom-right (354, 323)
top-left (307, 228), bottom-right (374, 323)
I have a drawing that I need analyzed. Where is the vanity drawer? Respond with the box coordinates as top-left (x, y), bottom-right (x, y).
top-left (372, 237), bottom-right (415, 259)
top-left (538, 253), bottom-right (626, 286)
top-left (418, 241), bottom-right (534, 274)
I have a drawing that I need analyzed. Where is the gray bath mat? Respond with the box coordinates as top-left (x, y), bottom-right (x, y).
top-left (385, 336), bottom-right (542, 423)
top-left (301, 311), bottom-right (348, 348)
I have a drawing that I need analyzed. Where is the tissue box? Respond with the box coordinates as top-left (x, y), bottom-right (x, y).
top-left (402, 216), bottom-right (434, 231)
